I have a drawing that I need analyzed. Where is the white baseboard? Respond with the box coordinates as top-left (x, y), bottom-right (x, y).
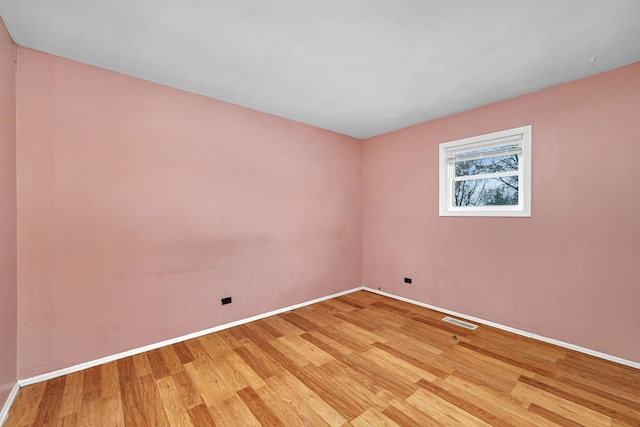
top-left (363, 287), bottom-right (640, 370)
top-left (18, 284), bottom-right (638, 388)
top-left (0, 382), bottom-right (20, 426)
top-left (17, 287), bottom-right (363, 387)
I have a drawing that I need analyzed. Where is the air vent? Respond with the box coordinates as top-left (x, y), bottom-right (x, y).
top-left (442, 316), bottom-right (478, 330)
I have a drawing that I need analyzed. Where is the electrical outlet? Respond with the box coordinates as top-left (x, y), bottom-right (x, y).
top-left (404, 277), bottom-right (412, 284)
top-left (221, 297), bottom-right (232, 305)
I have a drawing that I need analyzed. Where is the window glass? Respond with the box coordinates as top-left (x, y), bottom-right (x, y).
top-left (454, 177), bottom-right (519, 206)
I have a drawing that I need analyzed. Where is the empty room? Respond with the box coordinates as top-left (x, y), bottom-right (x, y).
top-left (1, 1), bottom-right (639, 426)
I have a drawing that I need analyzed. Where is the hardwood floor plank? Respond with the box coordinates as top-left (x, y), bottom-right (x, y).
top-left (186, 404), bottom-right (217, 427)
top-left (365, 346), bottom-right (438, 384)
top-left (371, 341), bottom-right (450, 379)
top-left (253, 383), bottom-right (310, 427)
top-left (555, 357), bottom-right (640, 400)
top-left (611, 420), bottom-right (640, 427)
top-left (257, 339), bottom-right (306, 372)
top-left (468, 327), bottom-right (566, 363)
top-left (266, 371), bottom-right (345, 427)
top-left (289, 362), bottom-right (377, 420)
top-left (81, 366), bottom-right (101, 403)
top-left (397, 321), bottom-right (459, 351)
top-left (527, 403), bottom-right (584, 427)
top-left (101, 361), bottom-right (121, 400)
top-left (320, 358), bottom-right (388, 398)
top-left (183, 338), bottom-right (210, 362)
top-left (6, 291), bottom-right (640, 427)
top-left (383, 398), bottom-right (449, 427)
top-left (236, 322), bottom-right (276, 344)
top-left (431, 375), bottom-right (557, 427)
top-left (300, 330), bottom-right (353, 359)
top-left (552, 373), bottom-right (640, 411)
top-left (171, 371), bottom-right (204, 409)
top-left (449, 342), bottom-right (536, 378)
top-left (99, 396), bottom-right (125, 427)
top-left (338, 319), bottom-right (388, 345)
top-left (443, 350), bottom-right (522, 395)
top-left (172, 341), bottom-right (196, 365)
top-left (349, 307), bottom-right (406, 330)
top-left (406, 388), bottom-right (492, 426)
top-left (294, 306), bottom-right (331, 327)
top-left (159, 345), bottom-right (186, 376)
top-left (305, 302), bottom-right (343, 318)
top-left (115, 357), bottom-right (142, 425)
top-left (382, 405), bottom-right (434, 427)
top-left (220, 349), bottom-right (267, 390)
top-left (277, 334), bottom-right (334, 366)
top-left (344, 291), bottom-right (387, 305)
top-left (32, 376), bottom-right (66, 426)
top-left (518, 375), bottom-right (640, 426)
top-left (74, 398), bottom-right (100, 427)
top-left (314, 325), bottom-right (371, 353)
top-left (280, 311), bottom-right (323, 332)
top-left (462, 340), bottom-right (559, 378)
top-left (253, 318), bottom-right (285, 339)
top-left (350, 408), bottom-right (399, 426)
top-left (234, 342), bottom-right (284, 379)
top-left (373, 297), bottom-right (442, 317)
top-left (260, 313), bottom-right (305, 336)
top-left (183, 359), bottom-right (234, 406)
top-left (237, 386), bottom-right (284, 426)
top-left (57, 412), bottom-right (78, 427)
top-left (155, 375), bottom-right (194, 427)
top-left (370, 300), bottom-right (414, 315)
top-left (364, 305), bottom-right (415, 327)
top-left (416, 378), bottom-right (516, 427)
top-left (332, 310), bottom-right (385, 332)
top-left (373, 326), bottom-right (444, 355)
top-left (217, 326), bottom-right (252, 348)
top-left (138, 374), bottom-right (171, 425)
top-left (118, 358), bottom-right (170, 426)
top-left (561, 351), bottom-right (638, 382)
top-left (333, 295), bottom-right (368, 310)
top-left (197, 332), bottom-right (234, 355)
top-left (208, 394), bottom-right (261, 426)
top-left (336, 352), bottom-right (418, 399)
top-left (131, 353), bottom-right (153, 378)
top-left (146, 348), bottom-right (171, 380)
top-left (58, 370), bottom-right (84, 418)
top-left (208, 353), bottom-right (251, 392)
top-left (319, 298), bottom-right (359, 313)
top-left (511, 381), bottom-right (613, 426)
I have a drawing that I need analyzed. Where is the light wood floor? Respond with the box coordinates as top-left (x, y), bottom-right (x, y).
top-left (5, 291), bottom-right (640, 426)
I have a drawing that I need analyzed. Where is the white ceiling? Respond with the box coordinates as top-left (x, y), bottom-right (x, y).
top-left (1, 1), bottom-right (639, 138)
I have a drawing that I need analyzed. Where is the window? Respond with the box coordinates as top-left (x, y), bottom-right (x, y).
top-left (439, 125), bottom-right (531, 217)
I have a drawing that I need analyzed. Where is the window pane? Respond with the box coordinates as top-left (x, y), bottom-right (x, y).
top-left (454, 176), bottom-right (518, 206)
top-left (455, 153), bottom-right (519, 177)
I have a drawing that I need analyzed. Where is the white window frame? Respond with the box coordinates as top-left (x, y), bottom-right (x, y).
top-left (439, 125), bottom-right (531, 217)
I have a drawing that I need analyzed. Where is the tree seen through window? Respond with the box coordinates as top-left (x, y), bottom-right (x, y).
top-left (453, 150), bottom-right (519, 206)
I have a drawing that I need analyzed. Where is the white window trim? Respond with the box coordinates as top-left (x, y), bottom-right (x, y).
top-left (439, 125), bottom-right (532, 217)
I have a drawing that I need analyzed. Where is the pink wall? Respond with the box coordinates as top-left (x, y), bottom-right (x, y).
top-left (13, 42), bottom-right (639, 380)
top-left (363, 62), bottom-right (640, 363)
top-left (16, 48), bottom-right (362, 378)
top-left (0, 18), bottom-right (17, 406)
